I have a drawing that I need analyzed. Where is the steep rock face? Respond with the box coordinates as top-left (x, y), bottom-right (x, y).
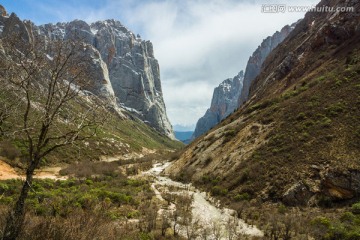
top-left (192, 25), bottom-right (295, 140)
top-left (91, 21), bottom-right (173, 138)
top-left (37, 20), bottom-right (174, 138)
top-left (238, 23), bottom-right (296, 106)
top-left (167, 0), bottom-right (360, 207)
top-left (192, 71), bottom-right (244, 139)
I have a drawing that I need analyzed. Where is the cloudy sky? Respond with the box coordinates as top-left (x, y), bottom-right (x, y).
top-left (4, 0), bottom-right (319, 130)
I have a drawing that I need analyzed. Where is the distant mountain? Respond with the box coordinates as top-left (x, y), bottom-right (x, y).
top-left (192, 24), bottom-right (296, 140)
top-left (192, 71), bottom-right (244, 139)
top-left (173, 124), bottom-right (195, 132)
top-left (174, 131), bottom-right (194, 144)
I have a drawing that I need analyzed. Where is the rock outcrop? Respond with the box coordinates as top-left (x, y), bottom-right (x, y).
top-left (238, 23), bottom-right (296, 106)
top-left (192, 24), bottom-right (295, 140)
top-left (0, 11), bottom-right (174, 138)
top-left (192, 71), bottom-right (244, 139)
top-left (38, 20), bottom-right (174, 138)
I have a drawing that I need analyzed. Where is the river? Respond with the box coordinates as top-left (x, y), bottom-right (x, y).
top-left (145, 161), bottom-right (263, 239)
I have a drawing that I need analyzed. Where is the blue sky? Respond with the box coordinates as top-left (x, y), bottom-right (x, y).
top-left (2, 0), bottom-right (320, 129)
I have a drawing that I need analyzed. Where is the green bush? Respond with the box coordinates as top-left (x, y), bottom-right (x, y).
top-left (352, 202), bottom-right (360, 214)
top-left (277, 204), bottom-right (287, 214)
top-left (318, 116), bottom-right (332, 128)
top-left (246, 99), bottom-right (278, 113)
top-left (326, 102), bottom-right (345, 117)
top-left (0, 183), bottom-right (9, 192)
top-left (211, 186), bottom-right (228, 196)
top-left (296, 112), bottom-right (307, 121)
top-left (223, 130), bottom-right (236, 143)
top-left (233, 193), bottom-right (250, 201)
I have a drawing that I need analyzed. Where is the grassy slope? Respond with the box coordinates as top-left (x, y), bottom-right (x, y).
top-left (168, 55), bottom-right (360, 200)
top-left (0, 90), bottom-right (183, 167)
top-left (167, 0), bottom-right (360, 205)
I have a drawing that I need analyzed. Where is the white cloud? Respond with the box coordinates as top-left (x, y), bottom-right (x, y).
top-left (123, 0), bottom-right (319, 126)
top-left (18, 0), bottom-right (320, 126)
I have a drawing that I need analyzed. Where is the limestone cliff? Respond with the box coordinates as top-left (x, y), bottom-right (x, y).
top-left (0, 14), bottom-right (174, 138)
top-left (38, 19), bottom-right (174, 138)
top-left (238, 23), bottom-right (296, 106)
top-left (192, 24), bottom-right (295, 140)
top-left (192, 71), bottom-right (243, 139)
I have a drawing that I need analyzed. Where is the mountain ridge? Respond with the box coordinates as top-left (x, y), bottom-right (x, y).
top-left (192, 23), bottom-right (296, 140)
top-left (36, 18), bottom-right (174, 139)
top-left (167, 0), bottom-right (360, 210)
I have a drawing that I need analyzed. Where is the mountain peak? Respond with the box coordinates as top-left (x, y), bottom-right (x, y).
top-left (27, 16), bottom-right (173, 138)
top-left (0, 5), bottom-right (7, 17)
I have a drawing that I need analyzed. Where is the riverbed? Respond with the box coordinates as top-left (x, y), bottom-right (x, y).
top-left (145, 162), bottom-right (263, 239)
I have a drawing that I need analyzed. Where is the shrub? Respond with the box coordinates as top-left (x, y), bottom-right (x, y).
top-left (318, 116), bottom-right (332, 128)
top-left (233, 193), bottom-right (250, 202)
top-left (204, 156), bottom-right (213, 166)
top-left (296, 112), bottom-right (307, 121)
top-left (326, 102), bottom-right (345, 117)
top-left (351, 202), bottom-right (360, 214)
top-left (277, 204), bottom-right (287, 214)
top-left (245, 99), bottom-right (278, 113)
top-left (211, 186), bottom-right (228, 196)
top-left (223, 130), bottom-right (236, 144)
top-left (0, 183), bottom-right (9, 193)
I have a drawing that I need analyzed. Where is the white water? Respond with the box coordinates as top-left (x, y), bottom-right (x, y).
top-left (145, 162), bottom-right (263, 239)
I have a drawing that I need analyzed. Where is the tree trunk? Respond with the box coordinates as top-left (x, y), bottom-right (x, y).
top-left (2, 162), bottom-right (36, 240)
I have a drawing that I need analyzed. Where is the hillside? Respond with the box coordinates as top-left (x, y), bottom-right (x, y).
top-left (167, 0), bottom-right (360, 227)
top-left (0, 7), bottom-right (182, 168)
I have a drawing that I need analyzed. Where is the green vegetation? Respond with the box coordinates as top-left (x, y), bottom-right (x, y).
top-left (233, 193), bottom-right (250, 201)
top-left (0, 175), bottom-right (151, 219)
top-left (310, 205), bottom-right (360, 240)
top-left (211, 186), bottom-right (228, 196)
top-left (171, 35), bottom-right (360, 240)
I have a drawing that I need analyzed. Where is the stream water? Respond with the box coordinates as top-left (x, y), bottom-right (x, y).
top-left (145, 162), bottom-right (263, 239)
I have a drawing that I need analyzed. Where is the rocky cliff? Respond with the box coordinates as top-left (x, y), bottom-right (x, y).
top-left (0, 7), bottom-right (182, 165)
top-left (39, 20), bottom-right (174, 138)
top-left (192, 25), bottom-right (295, 140)
top-left (168, 0), bottom-right (360, 210)
top-left (238, 23), bottom-right (296, 106)
top-left (0, 13), bottom-right (174, 138)
top-left (192, 71), bottom-right (244, 139)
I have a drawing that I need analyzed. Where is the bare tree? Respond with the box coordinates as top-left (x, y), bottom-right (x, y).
top-left (0, 34), bottom-right (109, 239)
top-left (160, 211), bottom-right (171, 237)
top-left (0, 42), bottom-right (21, 136)
top-left (225, 217), bottom-right (238, 240)
top-left (138, 200), bottom-right (158, 233)
top-left (184, 218), bottom-right (199, 240)
top-left (200, 227), bottom-right (211, 240)
top-left (211, 220), bottom-right (223, 240)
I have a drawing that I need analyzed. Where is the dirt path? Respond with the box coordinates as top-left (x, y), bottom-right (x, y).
top-left (0, 159), bottom-right (67, 180)
top-left (0, 160), bottom-right (20, 180)
top-left (34, 167), bottom-right (67, 180)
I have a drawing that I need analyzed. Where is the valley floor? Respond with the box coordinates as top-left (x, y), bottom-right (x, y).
top-left (1, 153), bottom-right (360, 240)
